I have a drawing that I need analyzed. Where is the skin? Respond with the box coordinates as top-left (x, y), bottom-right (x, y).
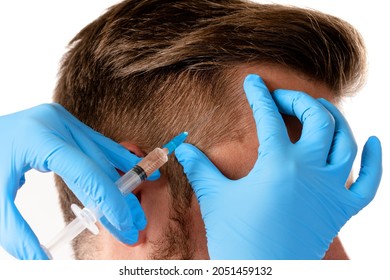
top-left (97, 64), bottom-right (349, 260)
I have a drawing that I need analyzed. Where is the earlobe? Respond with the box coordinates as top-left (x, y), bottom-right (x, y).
top-left (120, 141), bottom-right (146, 157)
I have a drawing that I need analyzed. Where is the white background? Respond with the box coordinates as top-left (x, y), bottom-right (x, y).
top-left (0, 0), bottom-right (388, 261)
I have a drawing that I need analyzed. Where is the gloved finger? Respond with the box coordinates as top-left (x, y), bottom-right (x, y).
top-left (44, 143), bottom-right (137, 232)
top-left (64, 111), bottom-right (161, 181)
top-left (64, 125), bottom-right (125, 182)
top-left (349, 136), bottom-right (382, 205)
top-left (52, 103), bottom-right (161, 181)
top-left (25, 112), bottom-right (146, 232)
top-left (99, 194), bottom-right (145, 244)
top-left (51, 103), bottom-right (143, 176)
top-left (243, 74), bottom-right (290, 149)
top-left (273, 89), bottom-right (335, 161)
top-left (87, 132), bottom-right (141, 174)
top-left (67, 124), bottom-right (160, 183)
top-left (318, 99), bottom-right (357, 172)
top-left (175, 143), bottom-right (227, 197)
top-left (0, 198), bottom-right (49, 260)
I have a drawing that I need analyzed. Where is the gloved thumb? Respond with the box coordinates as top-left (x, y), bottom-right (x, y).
top-left (349, 136), bottom-right (382, 206)
top-left (175, 143), bottom-right (226, 196)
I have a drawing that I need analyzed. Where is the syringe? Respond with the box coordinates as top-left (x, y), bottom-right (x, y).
top-left (43, 132), bottom-right (188, 259)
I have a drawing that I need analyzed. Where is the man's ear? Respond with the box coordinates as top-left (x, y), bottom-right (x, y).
top-left (120, 141), bottom-right (146, 157)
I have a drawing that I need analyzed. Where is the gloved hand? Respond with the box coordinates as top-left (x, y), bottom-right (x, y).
top-left (175, 74), bottom-right (382, 259)
top-left (0, 103), bottom-right (158, 259)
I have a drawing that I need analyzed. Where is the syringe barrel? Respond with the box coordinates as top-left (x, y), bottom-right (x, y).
top-left (137, 147), bottom-right (168, 177)
top-left (117, 166), bottom-right (145, 196)
top-left (117, 147), bottom-right (168, 195)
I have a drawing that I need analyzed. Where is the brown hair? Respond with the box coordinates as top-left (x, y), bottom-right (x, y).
top-left (53, 0), bottom-right (366, 259)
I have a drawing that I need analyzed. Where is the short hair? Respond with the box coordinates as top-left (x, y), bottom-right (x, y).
top-left (53, 0), bottom-right (367, 259)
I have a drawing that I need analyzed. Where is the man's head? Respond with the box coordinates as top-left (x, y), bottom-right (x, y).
top-left (53, 0), bottom-right (366, 259)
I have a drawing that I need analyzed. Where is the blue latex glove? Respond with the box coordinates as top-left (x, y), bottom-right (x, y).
top-left (175, 74), bottom-right (382, 259)
top-left (0, 103), bottom-right (158, 259)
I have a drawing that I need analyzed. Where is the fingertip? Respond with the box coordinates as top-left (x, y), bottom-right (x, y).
top-left (363, 135), bottom-right (382, 177)
top-left (243, 73), bottom-right (264, 85)
top-left (243, 74), bottom-right (267, 105)
top-left (121, 229), bottom-right (140, 245)
top-left (175, 144), bottom-right (198, 173)
top-left (175, 143), bottom-right (213, 171)
top-left (363, 136), bottom-right (382, 164)
top-left (175, 142), bottom-right (226, 190)
top-left (366, 136), bottom-right (382, 152)
top-left (174, 143), bottom-right (198, 161)
top-left (349, 136), bottom-right (382, 203)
